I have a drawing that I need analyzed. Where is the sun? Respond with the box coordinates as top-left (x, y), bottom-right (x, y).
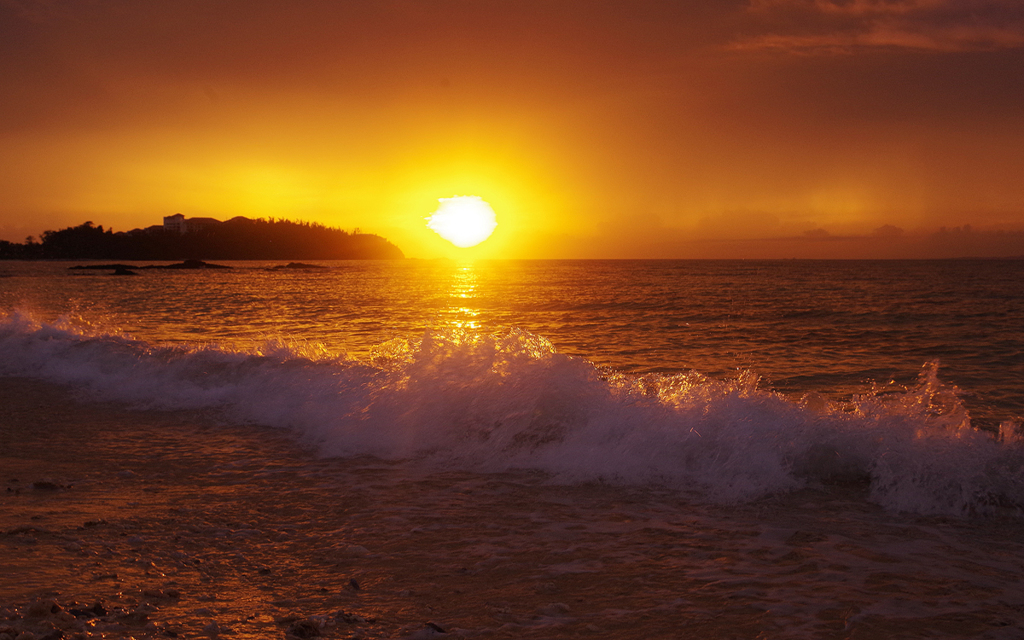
top-left (425, 195), bottom-right (498, 248)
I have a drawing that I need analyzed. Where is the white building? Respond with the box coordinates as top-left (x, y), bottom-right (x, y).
top-left (163, 213), bottom-right (187, 233)
top-left (163, 214), bottom-right (223, 234)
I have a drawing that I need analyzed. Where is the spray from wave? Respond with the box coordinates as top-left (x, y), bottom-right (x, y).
top-left (1, 310), bottom-right (1021, 517)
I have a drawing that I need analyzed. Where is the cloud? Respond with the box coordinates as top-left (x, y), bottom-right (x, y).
top-left (733, 0), bottom-right (1024, 53)
top-left (748, 0), bottom-right (949, 18)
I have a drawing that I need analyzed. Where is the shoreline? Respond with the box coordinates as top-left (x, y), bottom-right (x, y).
top-left (3, 376), bottom-right (1024, 639)
top-left (0, 377), bottom-right (410, 639)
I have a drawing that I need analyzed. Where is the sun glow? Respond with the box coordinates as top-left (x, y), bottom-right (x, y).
top-left (425, 196), bottom-right (498, 248)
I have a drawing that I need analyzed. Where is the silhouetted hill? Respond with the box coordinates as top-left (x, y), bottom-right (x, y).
top-left (0, 218), bottom-right (404, 260)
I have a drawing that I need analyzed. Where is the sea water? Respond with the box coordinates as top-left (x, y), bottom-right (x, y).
top-left (2, 258), bottom-right (1022, 506)
top-left (1, 259), bottom-right (1023, 638)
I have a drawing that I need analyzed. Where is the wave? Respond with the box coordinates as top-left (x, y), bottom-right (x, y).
top-left (1, 309), bottom-right (1021, 517)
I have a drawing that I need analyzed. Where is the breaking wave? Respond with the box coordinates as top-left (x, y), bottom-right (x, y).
top-left (2, 310), bottom-right (1022, 517)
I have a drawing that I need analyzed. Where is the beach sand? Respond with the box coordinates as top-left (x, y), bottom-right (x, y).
top-left (2, 376), bottom-right (1023, 639)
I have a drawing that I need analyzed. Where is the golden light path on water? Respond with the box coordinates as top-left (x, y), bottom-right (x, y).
top-left (446, 264), bottom-right (481, 331)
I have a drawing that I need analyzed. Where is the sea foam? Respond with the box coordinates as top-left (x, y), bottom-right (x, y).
top-left (2, 310), bottom-right (1021, 517)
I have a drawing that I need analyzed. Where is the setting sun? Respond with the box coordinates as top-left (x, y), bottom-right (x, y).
top-left (425, 196), bottom-right (498, 248)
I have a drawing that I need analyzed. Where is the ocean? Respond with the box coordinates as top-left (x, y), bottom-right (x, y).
top-left (1, 258), bottom-right (1023, 639)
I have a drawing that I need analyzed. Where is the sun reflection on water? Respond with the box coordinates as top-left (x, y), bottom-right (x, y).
top-left (446, 263), bottom-right (481, 331)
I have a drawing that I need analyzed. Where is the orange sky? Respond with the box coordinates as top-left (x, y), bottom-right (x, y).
top-left (2, 0), bottom-right (1023, 258)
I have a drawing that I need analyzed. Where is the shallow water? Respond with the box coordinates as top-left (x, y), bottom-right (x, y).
top-left (3, 379), bottom-right (1024, 639)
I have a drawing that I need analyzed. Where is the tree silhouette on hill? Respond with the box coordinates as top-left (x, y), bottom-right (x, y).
top-left (0, 218), bottom-right (404, 260)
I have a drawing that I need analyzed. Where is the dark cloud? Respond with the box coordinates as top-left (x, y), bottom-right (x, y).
top-left (734, 0), bottom-right (1024, 53)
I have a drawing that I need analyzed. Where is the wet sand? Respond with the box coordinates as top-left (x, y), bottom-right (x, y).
top-left (2, 376), bottom-right (1023, 639)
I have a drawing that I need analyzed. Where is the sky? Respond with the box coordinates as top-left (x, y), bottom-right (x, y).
top-left (2, 0), bottom-right (1023, 259)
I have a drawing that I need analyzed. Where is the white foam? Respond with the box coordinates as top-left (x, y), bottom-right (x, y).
top-left (2, 310), bottom-right (1021, 516)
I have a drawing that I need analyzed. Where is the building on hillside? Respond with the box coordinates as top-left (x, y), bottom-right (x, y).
top-left (163, 214), bottom-right (224, 234)
top-left (163, 213), bottom-right (187, 233)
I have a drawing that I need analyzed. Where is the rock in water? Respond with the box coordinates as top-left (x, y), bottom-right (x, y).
top-left (285, 619), bottom-right (321, 638)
